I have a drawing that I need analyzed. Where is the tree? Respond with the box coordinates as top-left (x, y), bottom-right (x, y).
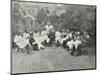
top-left (36, 8), bottom-right (48, 24)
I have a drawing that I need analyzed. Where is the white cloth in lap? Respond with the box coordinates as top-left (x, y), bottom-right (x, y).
top-left (55, 31), bottom-right (62, 43)
top-left (14, 35), bottom-right (29, 49)
top-left (67, 40), bottom-right (75, 50)
top-left (33, 36), bottom-right (45, 49)
top-left (74, 40), bottom-right (82, 49)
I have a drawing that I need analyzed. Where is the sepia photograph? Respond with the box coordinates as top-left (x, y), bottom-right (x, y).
top-left (11, 0), bottom-right (96, 74)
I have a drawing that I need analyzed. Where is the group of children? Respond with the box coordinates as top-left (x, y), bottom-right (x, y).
top-left (13, 22), bottom-right (90, 56)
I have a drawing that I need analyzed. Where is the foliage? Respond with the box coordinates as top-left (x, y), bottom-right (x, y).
top-left (12, 2), bottom-right (96, 44)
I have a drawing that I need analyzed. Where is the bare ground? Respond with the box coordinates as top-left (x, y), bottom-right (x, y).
top-left (12, 47), bottom-right (96, 74)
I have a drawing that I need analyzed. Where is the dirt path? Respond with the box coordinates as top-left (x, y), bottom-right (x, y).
top-left (12, 47), bottom-right (95, 74)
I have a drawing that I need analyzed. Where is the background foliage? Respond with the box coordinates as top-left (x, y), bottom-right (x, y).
top-left (12, 1), bottom-right (96, 44)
